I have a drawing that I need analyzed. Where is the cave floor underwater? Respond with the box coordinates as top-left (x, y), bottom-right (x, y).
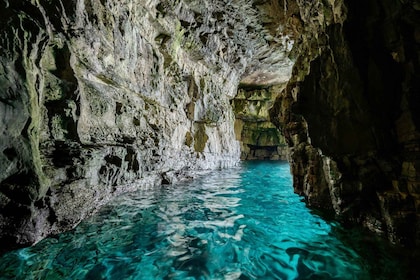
top-left (0, 161), bottom-right (416, 279)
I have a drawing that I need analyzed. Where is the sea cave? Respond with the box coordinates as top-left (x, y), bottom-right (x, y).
top-left (0, 0), bottom-right (419, 278)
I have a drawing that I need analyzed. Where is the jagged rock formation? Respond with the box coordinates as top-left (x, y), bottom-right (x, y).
top-left (230, 0), bottom-right (295, 161)
top-left (1, 0), bottom-right (419, 253)
top-left (0, 0), bottom-right (293, 251)
top-left (271, 0), bottom-right (420, 247)
top-left (232, 84), bottom-right (288, 160)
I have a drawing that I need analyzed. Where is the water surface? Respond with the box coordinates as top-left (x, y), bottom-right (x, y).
top-left (0, 161), bottom-right (414, 279)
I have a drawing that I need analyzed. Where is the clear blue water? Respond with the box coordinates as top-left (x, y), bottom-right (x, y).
top-left (0, 161), bottom-right (414, 279)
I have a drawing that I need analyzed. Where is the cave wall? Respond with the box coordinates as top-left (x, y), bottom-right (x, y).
top-left (272, 0), bottom-right (420, 246)
top-left (4, 0), bottom-right (418, 253)
top-left (232, 84), bottom-right (289, 160)
top-left (0, 0), bottom-right (293, 251)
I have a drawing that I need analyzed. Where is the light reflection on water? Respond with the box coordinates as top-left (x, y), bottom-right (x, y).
top-left (0, 161), bottom-right (413, 279)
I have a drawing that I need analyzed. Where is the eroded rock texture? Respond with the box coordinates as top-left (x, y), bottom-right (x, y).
top-left (232, 84), bottom-right (288, 160)
top-left (0, 0), bottom-right (294, 251)
top-left (2, 0), bottom-right (418, 253)
top-left (230, 0), bottom-right (296, 161)
top-left (272, 0), bottom-right (420, 247)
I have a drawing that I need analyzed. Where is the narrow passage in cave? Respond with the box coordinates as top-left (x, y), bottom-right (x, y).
top-left (232, 84), bottom-right (288, 160)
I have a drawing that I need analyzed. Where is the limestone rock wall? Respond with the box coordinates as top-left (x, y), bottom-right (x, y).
top-left (6, 0), bottom-right (418, 253)
top-left (232, 84), bottom-right (289, 160)
top-left (272, 0), bottom-right (420, 247)
top-left (0, 0), bottom-right (291, 251)
top-left (230, 0), bottom-right (296, 161)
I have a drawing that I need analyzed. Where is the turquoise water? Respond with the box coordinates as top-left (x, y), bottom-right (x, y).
top-left (0, 161), bottom-right (414, 279)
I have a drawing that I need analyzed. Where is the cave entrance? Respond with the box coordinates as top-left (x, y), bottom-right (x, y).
top-left (231, 83), bottom-right (288, 160)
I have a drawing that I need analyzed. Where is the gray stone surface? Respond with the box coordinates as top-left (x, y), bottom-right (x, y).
top-left (0, 0), bottom-right (294, 250)
top-left (4, 0), bottom-right (417, 252)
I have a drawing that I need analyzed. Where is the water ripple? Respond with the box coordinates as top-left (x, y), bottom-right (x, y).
top-left (0, 161), bottom-right (413, 279)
